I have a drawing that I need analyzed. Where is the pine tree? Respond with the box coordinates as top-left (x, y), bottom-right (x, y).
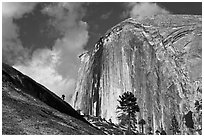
top-left (170, 115), bottom-right (180, 135)
top-left (138, 119), bottom-right (146, 134)
top-left (147, 126), bottom-right (153, 135)
top-left (194, 99), bottom-right (202, 135)
top-left (117, 91), bottom-right (140, 134)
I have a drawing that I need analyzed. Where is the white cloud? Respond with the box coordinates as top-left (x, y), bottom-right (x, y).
top-left (3, 2), bottom-right (36, 18)
top-left (13, 3), bottom-right (89, 102)
top-left (124, 2), bottom-right (169, 20)
top-left (13, 49), bottom-right (75, 101)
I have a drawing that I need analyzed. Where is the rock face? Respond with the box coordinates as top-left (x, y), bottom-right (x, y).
top-left (72, 15), bottom-right (202, 134)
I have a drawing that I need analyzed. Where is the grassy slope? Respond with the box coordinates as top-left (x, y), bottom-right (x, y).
top-left (2, 63), bottom-right (105, 135)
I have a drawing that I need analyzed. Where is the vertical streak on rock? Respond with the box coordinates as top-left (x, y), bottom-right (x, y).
top-left (92, 44), bottom-right (103, 116)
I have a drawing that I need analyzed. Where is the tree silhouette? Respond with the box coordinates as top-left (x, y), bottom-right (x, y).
top-left (155, 129), bottom-right (160, 135)
top-left (194, 100), bottom-right (202, 135)
top-left (147, 126), bottom-right (153, 135)
top-left (138, 119), bottom-right (146, 134)
top-left (170, 115), bottom-right (180, 135)
top-left (117, 91), bottom-right (140, 134)
top-left (160, 129), bottom-right (167, 135)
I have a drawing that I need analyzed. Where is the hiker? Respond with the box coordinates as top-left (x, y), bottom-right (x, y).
top-left (62, 94), bottom-right (65, 101)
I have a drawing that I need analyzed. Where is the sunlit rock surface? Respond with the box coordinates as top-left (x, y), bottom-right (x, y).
top-left (72, 15), bottom-right (202, 135)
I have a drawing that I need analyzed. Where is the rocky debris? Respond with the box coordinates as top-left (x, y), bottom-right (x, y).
top-left (72, 15), bottom-right (202, 135)
top-left (82, 115), bottom-right (136, 135)
top-left (2, 63), bottom-right (105, 135)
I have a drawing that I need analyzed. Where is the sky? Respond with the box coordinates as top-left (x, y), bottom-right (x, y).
top-left (2, 2), bottom-right (202, 103)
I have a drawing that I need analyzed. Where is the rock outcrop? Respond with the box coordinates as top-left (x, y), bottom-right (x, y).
top-left (72, 15), bottom-right (202, 135)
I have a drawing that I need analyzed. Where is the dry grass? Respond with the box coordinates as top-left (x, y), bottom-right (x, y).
top-left (2, 80), bottom-right (105, 135)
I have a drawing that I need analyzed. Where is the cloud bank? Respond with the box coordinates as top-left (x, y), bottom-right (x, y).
top-left (3, 2), bottom-right (89, 103)
top-left (14, 48), bottom-right (76, 101)
top-left (2, 2), bottom-right (37, 65)
top-left (123, 2), bottom-right (169, 20)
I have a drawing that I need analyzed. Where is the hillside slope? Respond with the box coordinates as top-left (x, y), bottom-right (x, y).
top-left (2, 63), bottom-right (105, 135)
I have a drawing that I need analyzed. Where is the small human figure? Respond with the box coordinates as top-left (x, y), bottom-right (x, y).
top-left (62, 94), bottom-right (65, 101)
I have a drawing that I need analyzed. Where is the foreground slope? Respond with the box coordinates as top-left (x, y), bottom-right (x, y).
top-left (2, 63), bottom-right (105, 135)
